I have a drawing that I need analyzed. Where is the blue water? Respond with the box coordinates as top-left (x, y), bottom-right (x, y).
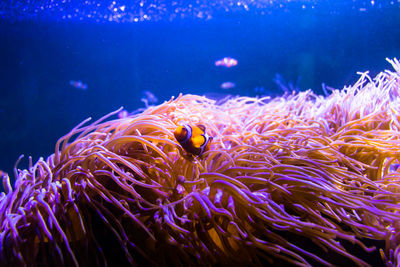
top-left (0, 1), bottom-right (399, 181)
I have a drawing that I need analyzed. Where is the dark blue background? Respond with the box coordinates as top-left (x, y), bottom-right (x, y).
top-left (0, 6), bottom-right (399, 183)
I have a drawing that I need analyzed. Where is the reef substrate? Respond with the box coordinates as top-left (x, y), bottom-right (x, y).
top-left (1, 59), bottom-right (400, 266)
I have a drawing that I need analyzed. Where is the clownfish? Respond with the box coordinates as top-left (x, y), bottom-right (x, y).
top-left (174, 124), bottom-right (213, 156)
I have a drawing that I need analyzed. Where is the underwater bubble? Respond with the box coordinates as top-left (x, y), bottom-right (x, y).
top-left (0, 0), bottom-right (398, 22)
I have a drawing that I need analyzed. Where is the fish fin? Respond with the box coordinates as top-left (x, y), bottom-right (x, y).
top-left (196, 124), bottom-right (206, 132)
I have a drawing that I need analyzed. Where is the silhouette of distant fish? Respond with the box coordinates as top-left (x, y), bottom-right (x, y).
top-left (220, 81), bottom-right (236, 89)
top-left (70, 80), bottom-right (87, 90)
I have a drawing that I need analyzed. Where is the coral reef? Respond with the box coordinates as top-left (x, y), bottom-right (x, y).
top-left (1, 59), bottom-right (400, 266)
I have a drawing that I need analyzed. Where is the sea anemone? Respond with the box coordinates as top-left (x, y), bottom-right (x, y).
top-left (1, 58), bottom-right (400, 266)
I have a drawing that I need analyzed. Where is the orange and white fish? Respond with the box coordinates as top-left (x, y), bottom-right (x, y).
top-left (215, 57), bottom-right (238, 68)
top-left (174, 124), bottom-right (213, 156)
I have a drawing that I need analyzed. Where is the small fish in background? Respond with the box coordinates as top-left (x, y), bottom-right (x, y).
top-left (118, 109), bottom-right (129, 119)
top-left (220, 81), bottom-right (236, 90)
top-left (273, 73), bottom-right (301, 94)
top-left (141, 90), bottom-right (158, 107)
top-left (214, 57), bottom-right (238, 68)
top-left (70, 80), bottom-right (88, 90)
